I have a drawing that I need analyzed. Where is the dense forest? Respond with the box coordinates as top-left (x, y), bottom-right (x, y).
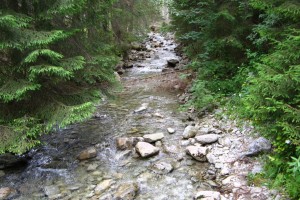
top-left (0, 0), bottom-right (299, 198)
top-left (170, 0), bottom-right (300, 198)
top-left (0, 0), bottom-right (161, 154)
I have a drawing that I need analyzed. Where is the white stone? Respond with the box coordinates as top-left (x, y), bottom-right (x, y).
top-left (167, 128), bottom-right (176, 134)
top-left (195, 134), bottom-right (219, 144)
top-left (143, 133), bottom-right (164, 143)
top-left (186, 146), bottom-right (208, 162)
top-left (135, 142), bottom-right (160, 158)
top-left (183, 125), bottom-right (197, 139)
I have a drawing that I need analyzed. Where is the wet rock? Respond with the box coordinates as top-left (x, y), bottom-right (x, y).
top-left (195, 134), bottom-right (219, 145)
top-left (77, 147), bottom-right (97, 160)
top-left (114, 183), bottom-right (139, 200)
top-left (44, 186), bottom-right (61, 199)
top-left (134, 103), bottom-right (149, 113)
top-left (151, 161), bottom-right (173, 174)
top-left (117, 68), bottom-right (125, 75)
top-left (245, 137), bottom-right (271, 156)
top-left (0, 187), bottom-right (15, 200)
top-left (183, 125), bottom-right (197, 139)
top-left (123, 62), bottom-right (133, 69)
top-left (0, 153), bottom-right (28, 169)
top-left (167, 59), bottom-right (179, 67)
top-left (143, 132), bottom-right (164, 143)
top-left (95, 179), bottom-right (115, 195)
top-left (186, 146), bottom-right (208, 162)
top-left (116, 137), bottom-right (132, 150)
top-left (135, 142), bottom-right (160, 158)
top-left (194, 191), bottom-right (221, 200)
top-left (167, 128), bottom-right (176, 134)
top-left (136, 64), bottom-right (145, 68)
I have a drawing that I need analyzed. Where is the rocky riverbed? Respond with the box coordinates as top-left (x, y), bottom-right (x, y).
top-left (0, 32), bottom-right (282, 200)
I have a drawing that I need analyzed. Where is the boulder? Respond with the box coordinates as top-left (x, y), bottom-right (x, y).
top-left (195, 134), bottom-right (219, 145)
top-left (245, 137), bottom-right (272, 156)
top-left (0, 153), bottom-right (28, 170)
top-left (143, 133), bottom-right (164, 143)
top-left (167, 59), bottom-right (179, 67)
top-left (183, 125), bottom-right (197, 139)
top-left (194, 191), bottom-right (221, 200)
top-left (95, 179), bottom-right (115, 195)
top-left (114, 183), bottom-right (139, 200)
top-left (167, 128), bottom-right (176, 134)
top-left (77, 147), bottom-right (97, 160)
top-left (135, 142), bottom-right (160, 158)
top-left (151, 161), bottom-right (173, 174)
top-left (186, 146), bottom-right (208, 162)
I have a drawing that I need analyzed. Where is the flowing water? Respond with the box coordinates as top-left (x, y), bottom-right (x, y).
top-left (0, 33), bottom-right (212, 200)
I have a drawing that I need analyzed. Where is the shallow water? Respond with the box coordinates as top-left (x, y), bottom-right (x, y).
top-left (0, 33), bottom-right (211, 200)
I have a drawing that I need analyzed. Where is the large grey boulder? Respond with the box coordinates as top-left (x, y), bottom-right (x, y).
top-left (245, 137), bottom-right (272, 156)
top-left (195, 134), bottom-right (219, 145)
top-left (186, 146), bottom-right (208, 162)
top-left (135, 142), bottom-right (160, 158)
top-left (143, 133), bottom-right (164, 143)
top-left (183, 125), bottom-right (197, 139)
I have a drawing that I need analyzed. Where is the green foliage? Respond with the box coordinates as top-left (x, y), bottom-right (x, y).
top-left (171, 0), bottom-right (253, 109)
top-left (171, 0), bottom-right (300, 198)
top-left (0, 0), bottom-right (161, 154)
